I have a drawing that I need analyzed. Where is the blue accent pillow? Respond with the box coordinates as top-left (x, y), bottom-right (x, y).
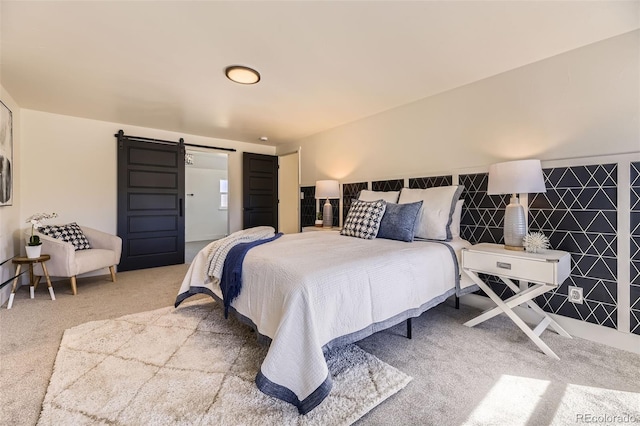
top-left (377, 201), bottom-right (423, 242)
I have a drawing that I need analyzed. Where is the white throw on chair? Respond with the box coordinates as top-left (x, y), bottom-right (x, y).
top-left (34, 226), bottom-right (122, 295)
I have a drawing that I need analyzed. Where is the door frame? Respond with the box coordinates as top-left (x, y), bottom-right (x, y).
top-left (278, 148), bottom-right (301, 233)
top-left (185, 150), bottom-right (229, 242)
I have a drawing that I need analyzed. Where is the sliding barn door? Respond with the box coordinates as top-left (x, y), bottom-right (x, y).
top-left (243, 152), bottom-right (278, 229)
top-left (117, 135), bottom-right (185, 271)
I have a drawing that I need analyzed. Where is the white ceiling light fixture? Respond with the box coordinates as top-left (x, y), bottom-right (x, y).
top-left (225, 65), bottom-right (261, 85)
top-left (259, 136), bottom-right (268, 142)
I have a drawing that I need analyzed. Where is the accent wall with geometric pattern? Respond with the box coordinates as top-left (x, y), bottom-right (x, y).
top-left (299, 158), bottom-right (638, 336)
top-left (459, 173), bottom-right (508, 246)
top-left (300, 186), bottom-right (316, 228)
top-left (458, 172), bottom-right (513, 299)
top-left (461, 164), bottom-right (621, 329)
top-left (371, 179), bottom-right (404, 192)
top-left (342, 182), bottom-right (368, 223)
top-left (409, 175), bottom-right (453, 189)
top-left (529, 164), bottom-right (618, 329)
top-left (631, 161), bottom-right (640, 335)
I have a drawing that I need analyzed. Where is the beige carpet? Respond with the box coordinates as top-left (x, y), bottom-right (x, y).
top-left (37, 299), bottom-right (411, 425)
top-left (3, 263), bottom-right (639, 425)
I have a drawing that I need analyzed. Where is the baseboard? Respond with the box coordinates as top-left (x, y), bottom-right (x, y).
top-left (460, 294), bottom-right (640, 355)
top-left (186, 234), bottom-right (226, 243)
top-left (0, 284), bottom-right (10, 308)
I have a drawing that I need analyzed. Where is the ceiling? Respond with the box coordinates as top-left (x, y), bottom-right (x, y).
top-left (1, 1), bottom-right (638, 146)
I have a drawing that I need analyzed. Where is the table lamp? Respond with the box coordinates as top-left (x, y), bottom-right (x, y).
top-left (315, 180), bottom-right (340, 228)
top-left (487, 159), bottom-right (546, 250)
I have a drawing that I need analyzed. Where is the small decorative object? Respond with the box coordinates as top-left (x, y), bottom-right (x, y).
top-left (25, 212), bottom-right (57, 258)
top-left (523, 231), bottom-right (550, 253)
top-left (315, 212), bottom-right (323, 227)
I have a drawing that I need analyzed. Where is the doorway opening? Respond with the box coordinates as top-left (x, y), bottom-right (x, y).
top-left (185, 150), bottom-right (229, 262)
top-left (278, 150), bottom-right (300, 234)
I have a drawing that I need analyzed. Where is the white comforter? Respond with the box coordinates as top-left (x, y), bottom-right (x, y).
top-left (181, 231), bottom-right (474, 413)
top-left (176, 227), bottom-right (276, 305)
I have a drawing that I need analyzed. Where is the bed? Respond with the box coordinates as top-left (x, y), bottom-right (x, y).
top-left (176, 185), bottom-right (478, 414)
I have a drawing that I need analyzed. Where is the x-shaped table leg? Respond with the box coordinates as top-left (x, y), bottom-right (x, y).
top-left (463, 269), bottom-right (562, 360)
top-left (499, 277), bottom-right (571, 338)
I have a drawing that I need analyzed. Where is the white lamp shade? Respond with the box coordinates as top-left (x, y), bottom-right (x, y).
top-left (487, 159), bottom-right (546, 195)
top-left (315, 180), bottom-right (340, 199)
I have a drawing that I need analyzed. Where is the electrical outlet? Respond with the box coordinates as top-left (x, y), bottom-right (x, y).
top-left (568, 286), bottom-right (583, 304)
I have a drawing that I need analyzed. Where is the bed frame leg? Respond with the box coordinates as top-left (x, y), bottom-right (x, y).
top-left (406, 318), bottom-right (412, 339)
top-left (455, 296), bottom-right (460, 310)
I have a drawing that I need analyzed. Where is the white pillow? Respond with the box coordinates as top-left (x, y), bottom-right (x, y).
top-left (450, 199), bottom-right (464, 239)
top-left (398, 185), bottom-right (463, 241)
top-left (358, 189), bottom-right (400, 203)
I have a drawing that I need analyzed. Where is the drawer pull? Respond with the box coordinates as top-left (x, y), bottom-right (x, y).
top-left (496, 262), bottom-right (511, 270)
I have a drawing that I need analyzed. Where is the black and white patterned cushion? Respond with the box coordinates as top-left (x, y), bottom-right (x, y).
top-left (39, 222), bottom-right (91, 250)
top-left (340, 199), bottom-right (387, 239)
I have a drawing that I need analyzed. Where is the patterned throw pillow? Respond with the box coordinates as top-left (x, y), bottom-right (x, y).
top-left (39, 222), bottom-right (92, 250)
top-left (340, 199), bottom-right (387, 239)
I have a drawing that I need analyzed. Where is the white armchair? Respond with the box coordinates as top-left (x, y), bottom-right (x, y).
top-left (34, 226), bottom-right (122, 295)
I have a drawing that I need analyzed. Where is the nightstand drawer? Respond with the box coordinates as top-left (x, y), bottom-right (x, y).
top-left (462, 246), bottom-right (571, 286)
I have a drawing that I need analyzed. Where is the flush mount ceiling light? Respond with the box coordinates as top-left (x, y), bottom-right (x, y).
top-left (225, 65), bottom-right (260, 85)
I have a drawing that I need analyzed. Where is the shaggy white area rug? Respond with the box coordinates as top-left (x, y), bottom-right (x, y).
top-left (38, 299), bottom-right (411, 425)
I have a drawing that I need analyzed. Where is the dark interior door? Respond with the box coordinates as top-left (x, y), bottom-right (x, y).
top-left (117, 136), bottom-right (185, 271)
top-left (243, 152), bottom-right (278, 229)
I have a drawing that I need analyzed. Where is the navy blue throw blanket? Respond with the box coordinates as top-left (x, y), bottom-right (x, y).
top-left (220, 233), bottom-right (282, 318)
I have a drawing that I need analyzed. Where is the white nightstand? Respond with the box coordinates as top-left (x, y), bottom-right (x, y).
top-left (302, 226), bottom-right (341, 232)
top-left (461, 243), bottom-right (572, 360)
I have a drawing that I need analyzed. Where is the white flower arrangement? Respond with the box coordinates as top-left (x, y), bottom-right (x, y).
top-left (523, 231), bottom-right (550, 253)
top-left (25, 212), bottom-right (57, 246)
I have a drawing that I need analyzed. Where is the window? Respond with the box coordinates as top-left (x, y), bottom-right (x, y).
top-left (220, 179), bottom-right (228, 210)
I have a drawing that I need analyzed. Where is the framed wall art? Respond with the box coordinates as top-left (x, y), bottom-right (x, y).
top-left (0, 100), bottom-right (12, 206)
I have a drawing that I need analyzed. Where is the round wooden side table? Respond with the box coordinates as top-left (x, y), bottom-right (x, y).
top-left (7, 254), bottom-right (55, 309)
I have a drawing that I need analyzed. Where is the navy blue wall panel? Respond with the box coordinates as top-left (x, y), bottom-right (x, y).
top-left (300, 186), bottom-right (316, 228)
top-left (529, 164), bottom-right (618, 329)
top-left (409, 175), bottom-right (453, 189)
top-left (459, 173), bottom-right (512, 298)
top-left (372, 179), bottom-right (404, 192)
top-left (631, 162), bottom-right (640, 335)
top-left (342, 182), bottom-right (368, 223)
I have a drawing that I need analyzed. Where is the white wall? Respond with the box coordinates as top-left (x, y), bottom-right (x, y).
top-left (274, 31), bottom-right (640, 350)
top-left (0, 87), bottom-right (21, 304)
top-left (20, 110), bottom-right (275, 240)
top-left (277, 30), bottom-right (640, 184)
